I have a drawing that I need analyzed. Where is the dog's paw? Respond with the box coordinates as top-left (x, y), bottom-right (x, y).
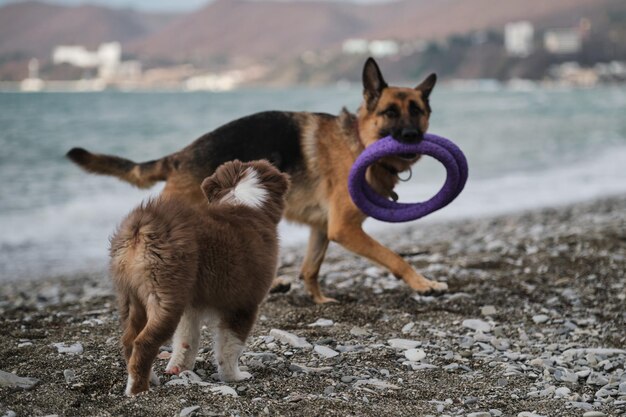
top-left (428, 281), bottom-right (448, 292)
top-left (312, 295), bottom-right (338, 304)
top-left (409, 277), bottom-right (448, 295)
top-left (232, 371), bottom-right (252, 381)
top-left (165, 365), bottom-right (184, 375)
top-left (269, 278), bottom-right (291, 294)
top-left (418, 283), bottom-right (448, 296)
top-left (125, 375), bottom-right (150, 396)
top-left (213, 370), bottom-right (252, 382)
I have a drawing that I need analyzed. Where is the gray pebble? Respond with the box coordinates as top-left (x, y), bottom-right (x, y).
top-left (307, 318), bottom-right (334, 327)
top-left (313, 345), bottom-right (339, 358)
top-left (587, 372), bottom-right (609, 386)
top-left (63, 369), bottom-right (76, 384)
top-left (349, 327), bottom-right (369, 337)
top-left (567, 401), bottom-right (594, 410)
top-left (532, 314), bottom-right (549, 324)
top-left (0, 370), bottom-right (40, 390)
top-left (582, 412), bottom-right (606, 417)
top-left (463, 396), bottom-right (478, 405)
top-left (387, 338), bottom-right (420, 349)
top-left (443, 363), bottom-right (459, 371)
top-left (404, 348), bottom-right (426, 362)
top-left (288, 363), bottom-right (332, 374)
top-left (462, 319), bottom-right (492, 333)
top-left (245, 352), bottom-right (277, 363)
top-left (554, 367), bottom-right (579, 383)
top-left (480, 305), bottom-right (497, 316)
top-left (401, 322), bottom-right (415, 334)
top-left (554, 386), bottom-right (571, 397)
top-left (269, 329), bottom-right (312, 349)
top-left (179, 406), bottom-right (200, 417)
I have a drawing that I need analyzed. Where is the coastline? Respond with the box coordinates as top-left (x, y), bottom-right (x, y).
top-left (1, 196), bottom-right (625, 416)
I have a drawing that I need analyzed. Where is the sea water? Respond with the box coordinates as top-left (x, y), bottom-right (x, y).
top-left (1, 85), bottom-right (625, 281)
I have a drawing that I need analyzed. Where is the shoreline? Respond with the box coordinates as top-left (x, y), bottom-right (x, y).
top-left (1, 196), bottom-right (625, 416)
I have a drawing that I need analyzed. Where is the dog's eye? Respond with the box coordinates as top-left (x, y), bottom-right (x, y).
top-left (409, 103), bottom-right (423, 116)
top-left (385, 108), bottom-right (399, 118)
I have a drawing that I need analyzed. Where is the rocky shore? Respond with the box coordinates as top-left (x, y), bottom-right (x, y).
top-left (1, 196), bottom-right (625, 417)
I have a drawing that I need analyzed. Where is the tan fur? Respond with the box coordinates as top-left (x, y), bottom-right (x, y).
top-left (110, 160), bottom-right (289, 395)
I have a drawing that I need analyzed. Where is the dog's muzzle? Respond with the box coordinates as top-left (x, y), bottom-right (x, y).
top-left (393, 127), bottom-right (424, 144)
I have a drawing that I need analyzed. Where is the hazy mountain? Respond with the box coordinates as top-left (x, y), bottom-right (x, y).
top-left (130, 0), bottom-right (613, 66)
top-left (0, 1), bottom-right (177, 58)
top-left (0, 0), bottom-right (620, 81)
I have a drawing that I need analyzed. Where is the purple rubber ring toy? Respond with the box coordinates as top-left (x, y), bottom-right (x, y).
top-left (348, 134), bottom-right (468, 223)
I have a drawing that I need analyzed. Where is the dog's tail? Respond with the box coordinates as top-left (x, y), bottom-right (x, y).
top-left (66, 148), bottom-right (171, 189)
top-left (110, 198), bottom-right (197, 286)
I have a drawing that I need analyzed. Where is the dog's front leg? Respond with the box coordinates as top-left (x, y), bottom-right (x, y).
top-left (327, 200), bottom-right (448, 294)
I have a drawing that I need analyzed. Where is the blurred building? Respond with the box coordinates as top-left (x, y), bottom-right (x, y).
top-left (544, 29), bottom-right (582, 54)
top-left (342, 38), bottom-right (399, 57)
top-left (52, 42), bottom-right (141, 81)
top-left (505, 21), bottom-right (534, 57)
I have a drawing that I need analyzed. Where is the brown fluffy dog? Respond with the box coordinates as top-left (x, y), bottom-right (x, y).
top-left (70, 57), bottom-right (446, 304)
top-left (109, 160), bottom-right (290, 396)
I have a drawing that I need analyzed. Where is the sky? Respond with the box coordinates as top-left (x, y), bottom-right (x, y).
top-left (1, 0), bottom-right (392, 13)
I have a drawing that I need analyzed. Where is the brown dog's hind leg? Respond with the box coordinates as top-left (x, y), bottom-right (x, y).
top-left (120, 294), bottom-right (147, 363)
top-left (126, 295), bottom-right (183, 396)
top-left (327, 198), bottom-right (448, 295)
top-left (299, 227), bottom-right (336, 304)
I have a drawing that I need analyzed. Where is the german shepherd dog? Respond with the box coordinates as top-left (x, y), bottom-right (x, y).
top-left (68, 57), bottom-right (447, 304)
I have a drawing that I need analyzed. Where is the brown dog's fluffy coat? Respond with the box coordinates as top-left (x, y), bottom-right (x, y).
top-left (109, 160), bottom-right (289, 395)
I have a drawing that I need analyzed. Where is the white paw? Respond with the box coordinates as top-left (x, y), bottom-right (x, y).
top-left (125, 375), bottom-right (134, 397)
top-left (218, 370), bottom-right (252, 382)
top-left (236, 371), bottom-right (252, 381)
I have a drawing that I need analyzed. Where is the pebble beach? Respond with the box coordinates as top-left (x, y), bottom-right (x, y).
top-left (1, 196), bottom-right (625, 417)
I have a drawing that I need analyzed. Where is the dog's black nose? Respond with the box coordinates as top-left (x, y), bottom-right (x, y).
top-left (400, 128), bottom-right (422, 143)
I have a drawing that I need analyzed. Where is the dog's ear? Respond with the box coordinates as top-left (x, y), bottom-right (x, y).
top-left (416, 73), bottom-right (437, 100)
top-left (250, 160), bottom-right (291, 196)
top-left (274, 171), bottom-right (291, 196)
top-left (201, 176), bottom-right (221, 203)
top-left (201, 160), bottom-right (246, 203)
top-left (362, 57), bottom-right (387, 111)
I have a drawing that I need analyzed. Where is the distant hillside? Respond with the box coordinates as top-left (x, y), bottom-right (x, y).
top-left (130, 0), bottom-right (614, 68)
top-left (0, 0), bottom-right (623, 82)
top-left (0, 1), bottom-right (177, 58)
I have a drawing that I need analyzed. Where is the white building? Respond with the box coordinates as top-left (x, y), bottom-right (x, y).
top-left (343, 39), bottom-right (369, 55)
top-left (52, 42), bottom-right (140, 81)
top-left (342, 38), bottom-right (399, 58)
top-left (369, 40), bottom-right (399, 58)
top-left (52, 45), bottom-right (100, 68)
top-left (544, 30), bottom-right (581, 54)
top-left (505, 21), bottom-right (534, 57)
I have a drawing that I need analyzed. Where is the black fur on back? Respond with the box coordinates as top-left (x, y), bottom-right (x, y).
top-left (182, 111), bottom-right (310, 180)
